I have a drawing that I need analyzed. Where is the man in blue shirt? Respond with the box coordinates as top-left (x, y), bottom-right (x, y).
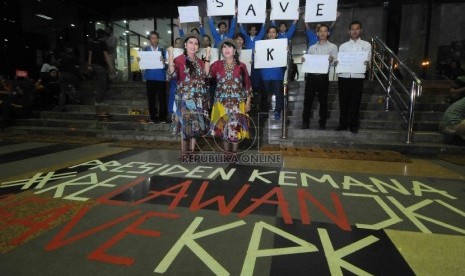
top-left (271, 20), bottom-right (297, 40)
top-left (305, 11), bottom-right (341, 47)
top-left (143, 31), bottom-right (167, 123)
top-left (239, 23), bottom-right (265, 50)
top-left (208, 13), bottom-right (237, 48)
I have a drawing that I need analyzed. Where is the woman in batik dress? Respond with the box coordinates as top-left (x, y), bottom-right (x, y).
top-left (167, 33), bottom-right (211, 154)
top-left (210, 38), bottom-right (252, 155)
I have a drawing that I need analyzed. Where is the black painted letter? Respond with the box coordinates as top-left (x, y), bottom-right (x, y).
top-left (267, 48), bottom-right (275, 61)
top-left (316, 3), bottom-right (324, 16)
top-left (246, 4), bottom-right (256, 16)
top-left (279, 2), bottom-right (289, 12)
top-left (215, 0), bottom-right (224, 8)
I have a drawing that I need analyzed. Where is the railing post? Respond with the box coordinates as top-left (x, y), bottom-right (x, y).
top-left (385, 57), bottom-right (394, 111)
top-left (406, 81), bottom-right (421, 144)
top-left (370, 36), bottom-right (422, 144)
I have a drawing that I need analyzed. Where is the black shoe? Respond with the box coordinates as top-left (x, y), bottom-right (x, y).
top-left (349, 126), bottom-right (359, 133)
top-left (301, 123), bottom-right (309, 129)
top-left (336, 126), bottom-right (348, 131)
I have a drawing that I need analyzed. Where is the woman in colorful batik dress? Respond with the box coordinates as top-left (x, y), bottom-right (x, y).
top-left (167, 33), bottom-right (211, 154)
top-left (209, 38), bottom-right (252, 156)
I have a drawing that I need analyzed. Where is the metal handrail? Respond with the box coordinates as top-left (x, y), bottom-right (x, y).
top-left (370, 36), bottom-right (422, 144)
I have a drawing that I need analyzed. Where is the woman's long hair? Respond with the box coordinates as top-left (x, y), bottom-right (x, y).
top-left (183, 51), bottom-right (196, 77)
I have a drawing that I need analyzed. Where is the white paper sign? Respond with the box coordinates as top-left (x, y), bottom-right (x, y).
top-left (178, 6), bottom-right (200, 23)
top-left (336, 51), bottom-right (369, 74)
top-left (239, 49), bottom-right (253, 75)
top-left (166, 48), bottom-right (184, 60)
top-left (196, 48), bottom-right (220, 63)
top-left (173, 48), bottom-right (184, 59)
top-left (270, 0), bottom-right (299, 20)
top-left (207, 0), bottom-right (235, 16)
top-left (138, 51), bottom-right (163, 69)
top-left (254, 39), bottom-right (288, 69)
top-left (301, 54), bottom-right (330, 74)
top-left (238, 0), bottom-right (267, 24)
top-left (305, 0), bottom-right (337, 23)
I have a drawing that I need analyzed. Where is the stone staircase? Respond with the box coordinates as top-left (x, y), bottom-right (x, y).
top-left (5, 81), bottom-right (176, 141)
top-left (3, 79), bottom-right (464, 154)
top-left (263, 80), bottom-right (465, 154)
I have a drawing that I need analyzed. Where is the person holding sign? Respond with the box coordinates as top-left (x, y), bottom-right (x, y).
top-left (202, 35), bottom-right (212, 48)
top-left (301, 24), bottom-right (338, 130)
top-left (271, 20), bottom-right (298, 40)
top-left (178, 16), bottom-right (206, 38)
top-left (260, 26), bottom-right (287, 120)
top-left (208, 12), bottom-right (237, 48)
top-left (210, 39), bottom-right (252, 157)
top-left (239, 23), bottom-right (266, 50)
top-left (234, 32), bottom-right (246, 52)
top-left (239, 23), bottom-right (266, 108)
top-left (167, 33), bottom-right (211, 155)
top-left (305, 11), bottom-right (341, 47)
top-left (336, 21), bottom-right (371, 133)
top-left (142, 31), bottom-right (168, 124)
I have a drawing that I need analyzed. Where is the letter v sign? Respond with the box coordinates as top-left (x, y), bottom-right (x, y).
top-left (279, 1), bottom-right (290, 12)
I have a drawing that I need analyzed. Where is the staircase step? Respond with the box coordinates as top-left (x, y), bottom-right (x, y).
top-left (265, 137), bottom-right (465, 155)
top-left (263, 126), bottom-right (444, 144)
top-left (5, 126), bottom-right (178, 141)
top-left (12, 119), bottom-right (172, 131)
top-left (64, 105), bottom-right (148, 113)
top-left (38, 111), bottom-right (150, 121)
top-left (3, 80), bottom-right (460, 155)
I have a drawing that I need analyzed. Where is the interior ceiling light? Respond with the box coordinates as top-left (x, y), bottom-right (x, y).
top-left (36, 13), bottom-right (53, 20)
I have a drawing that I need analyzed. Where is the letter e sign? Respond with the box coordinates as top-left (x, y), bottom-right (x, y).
top-left (305, 0), bottom-right (338, 22)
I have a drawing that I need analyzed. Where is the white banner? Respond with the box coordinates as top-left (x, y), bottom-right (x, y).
top-left (166, 48), bottom-right (184, 60)
top-left (178, 6), bottom-right (200, 23)
top-left (254, 39), bottom-right (288, 69)
top-left (305, 0), bottom-right (338, 23)
top-left (301, 54), bottom-right (330, 74)
top-left (336, 51), bottom-right (369, 74)
top-left (138, 51), bottom-right (164, 69)
top-left (239, 49), bottom-right (253, 75)
top-left (197, 48), bottom-right (220, 63)
top-left (207, 0), bottom-right (236, 16)
top-left (238, 0), bottom-right (267, 23)
top-left (270, 0), bottom-right (300, 21)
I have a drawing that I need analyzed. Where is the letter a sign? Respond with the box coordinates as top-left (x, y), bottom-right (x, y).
top-left (238, 0), bottom-right (267, 23)
top-left (305, 0), bottom-right (338, 22)
top-left (254, 39), bottom-right (288, 69)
